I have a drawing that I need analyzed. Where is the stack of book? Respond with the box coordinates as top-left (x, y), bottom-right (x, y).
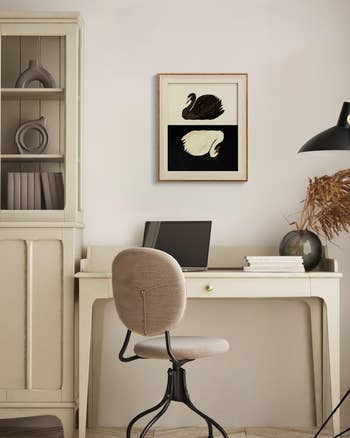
top-left (7, 172), bottom-right (64, 210)
top-left (7, 172), bottom-right (41, 210)
top-left (244, 256), bottom-right (305, 272)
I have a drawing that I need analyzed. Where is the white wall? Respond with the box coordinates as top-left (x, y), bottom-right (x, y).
top-left (2, 0), bottom-right (350, 429)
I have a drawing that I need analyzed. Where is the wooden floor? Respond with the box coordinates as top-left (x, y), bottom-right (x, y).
top-left (85, 426), bottom-right (348, 438)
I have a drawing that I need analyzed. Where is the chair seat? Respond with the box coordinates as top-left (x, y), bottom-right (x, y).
top-left (134, 336), bottom-right (229, 360)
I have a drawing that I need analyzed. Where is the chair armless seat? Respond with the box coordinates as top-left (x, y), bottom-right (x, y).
top-left (135, 336), bottom-right (229, 360)
top-left (112, 247), bottom-right (230, 438)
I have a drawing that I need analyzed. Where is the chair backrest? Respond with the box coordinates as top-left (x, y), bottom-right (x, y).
top-left (112, 247), bottom-right (186, 336)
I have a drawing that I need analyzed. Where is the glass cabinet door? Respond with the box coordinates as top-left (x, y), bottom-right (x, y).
top-left (0, 22), bottom-right (80, 222)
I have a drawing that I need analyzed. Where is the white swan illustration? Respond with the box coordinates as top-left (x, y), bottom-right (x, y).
top-left (181, 130), bottom-right (224, 157)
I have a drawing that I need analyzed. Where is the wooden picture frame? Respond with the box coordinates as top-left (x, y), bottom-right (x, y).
top-left (158, 73), bottom-right (248, 181)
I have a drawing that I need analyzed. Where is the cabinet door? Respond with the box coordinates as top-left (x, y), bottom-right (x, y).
top-left (0, 21), bottom-right (81, 222)
top-left (0, 239), bottom-right (26, 392)
top-left (0, 228), bottom-right (76, 402)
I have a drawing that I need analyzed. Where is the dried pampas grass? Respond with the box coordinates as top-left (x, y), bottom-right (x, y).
top-left (296, 169), bottom-right (350, 240)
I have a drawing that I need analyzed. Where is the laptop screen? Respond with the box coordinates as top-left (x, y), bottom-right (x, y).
top-left (142, 221), bottom-right (212, 270)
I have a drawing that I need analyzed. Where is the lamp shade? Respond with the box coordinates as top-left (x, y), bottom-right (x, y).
top-left (299, 102), bottom-right (350, 152)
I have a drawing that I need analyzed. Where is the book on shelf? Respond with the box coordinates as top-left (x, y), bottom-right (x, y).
top-left (55, 173), bottom-right (64, 209)
top-left (6, 171), bottom-right (63, 210)
top-left (14, 172), bottom-right (21, 210)
top-left (7, 173), bottom-right (14, 210)
top-left (34, 173), bottom-right (41, 210)
top-left (41, 172), bottom-right (53, 210)
top-left (20, 172), bottom-right (27, 210)
top-left (27, 172), bottom-right (35, 210)
top-left (48, 173), bottom-right (59, 209)
top-left (41, 172), bottom-right (64, 210)
top-left (8, 172), bottom-right (41, 210)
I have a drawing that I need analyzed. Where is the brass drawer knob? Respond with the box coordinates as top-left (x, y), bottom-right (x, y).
top-left (206, 284), bottom-right (214, 292)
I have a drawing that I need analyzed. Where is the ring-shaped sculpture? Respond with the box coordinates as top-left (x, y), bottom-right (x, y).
top-left (15, 116), bottom-right (49, 154)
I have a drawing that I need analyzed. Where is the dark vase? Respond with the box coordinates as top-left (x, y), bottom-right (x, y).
top-left (279, 230), bottom-right (322, 271)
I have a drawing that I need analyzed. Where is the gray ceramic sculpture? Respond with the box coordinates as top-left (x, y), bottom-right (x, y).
top-left (15, 116), bottom-right (49, 154)
top-left (15, 59), bottom-right (56, 88)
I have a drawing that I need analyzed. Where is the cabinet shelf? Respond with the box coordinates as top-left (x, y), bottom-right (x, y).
top-left (1, 88), bottom-right (64, 100)
top-left (0, 154), bottom-right (64, 162)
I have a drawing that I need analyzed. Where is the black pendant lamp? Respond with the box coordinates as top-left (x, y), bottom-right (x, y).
top-left (299, 102), bottom-right (350, 152)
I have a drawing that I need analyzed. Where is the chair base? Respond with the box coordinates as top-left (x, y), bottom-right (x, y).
top-left (126, 363), bottom-right (229, 438)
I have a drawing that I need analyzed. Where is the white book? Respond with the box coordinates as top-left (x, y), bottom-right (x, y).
top-left (27, 173), bottom-right (35, 210)
top-left (247, 264), bottom-right (304, 269)
top-left (20, 173), bottom-right (27, 210)
top-left (246, 256), bottom-right (303, 261)
top-left (247, 257), bottom-right (303, 261)
top-left (244, 266), bottom-right (305, 273)
top-left (247, 260), bottom-right (303, 265)
top-left (247, 260), bottom-right (303, 266)
top-left (7, 173), bottom-right (14, 210)
top-left (34, 173), bottom-right (42, 210)
top-left (14, 172), bottom-right (21, 210)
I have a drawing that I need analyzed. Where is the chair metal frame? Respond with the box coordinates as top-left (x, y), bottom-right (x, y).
top-left (119, 329), bottom-right (229, 438)
top-left (314, 387), bottom-right (350, 438)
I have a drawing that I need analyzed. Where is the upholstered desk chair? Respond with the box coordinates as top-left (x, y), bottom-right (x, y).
top-left (112, 247), bottom-right (230, 438)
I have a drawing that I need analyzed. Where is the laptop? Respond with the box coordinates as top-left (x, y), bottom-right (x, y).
top-left (142, 221), bottom-right (212, 272)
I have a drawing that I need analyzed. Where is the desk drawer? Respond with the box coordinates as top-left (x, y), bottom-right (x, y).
top-left (185, 277), bottom-right (310, 298)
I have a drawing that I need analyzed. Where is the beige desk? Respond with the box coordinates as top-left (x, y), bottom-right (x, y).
top-left (76, 246), bottom-right (341, 438)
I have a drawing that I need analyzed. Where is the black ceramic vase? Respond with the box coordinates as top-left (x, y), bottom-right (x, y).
top-left (279, 230), bottom-right (322, 271)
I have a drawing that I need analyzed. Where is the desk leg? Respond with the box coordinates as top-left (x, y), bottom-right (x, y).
top-left (79, 291), bottom-right (97, 438)
top-left (300, 298), bottom-right (323, 427)
top-left (319, 291), bottom-right (340, 435)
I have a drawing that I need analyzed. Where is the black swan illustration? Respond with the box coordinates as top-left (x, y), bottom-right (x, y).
top-left (182, 93), bottom-right (225, 120)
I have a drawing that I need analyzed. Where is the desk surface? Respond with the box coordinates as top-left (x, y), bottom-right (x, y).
top-left (76, 245), bottom-right (341, 279)
top-left (75, 270), bottom-right (342, 279)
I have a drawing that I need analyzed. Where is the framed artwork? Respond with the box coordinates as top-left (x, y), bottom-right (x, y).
top-left (158, 73), bottom-right (248, 181)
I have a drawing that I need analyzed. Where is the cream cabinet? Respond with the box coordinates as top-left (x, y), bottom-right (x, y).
top-left (0, 13), bottom-right (83, 438)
